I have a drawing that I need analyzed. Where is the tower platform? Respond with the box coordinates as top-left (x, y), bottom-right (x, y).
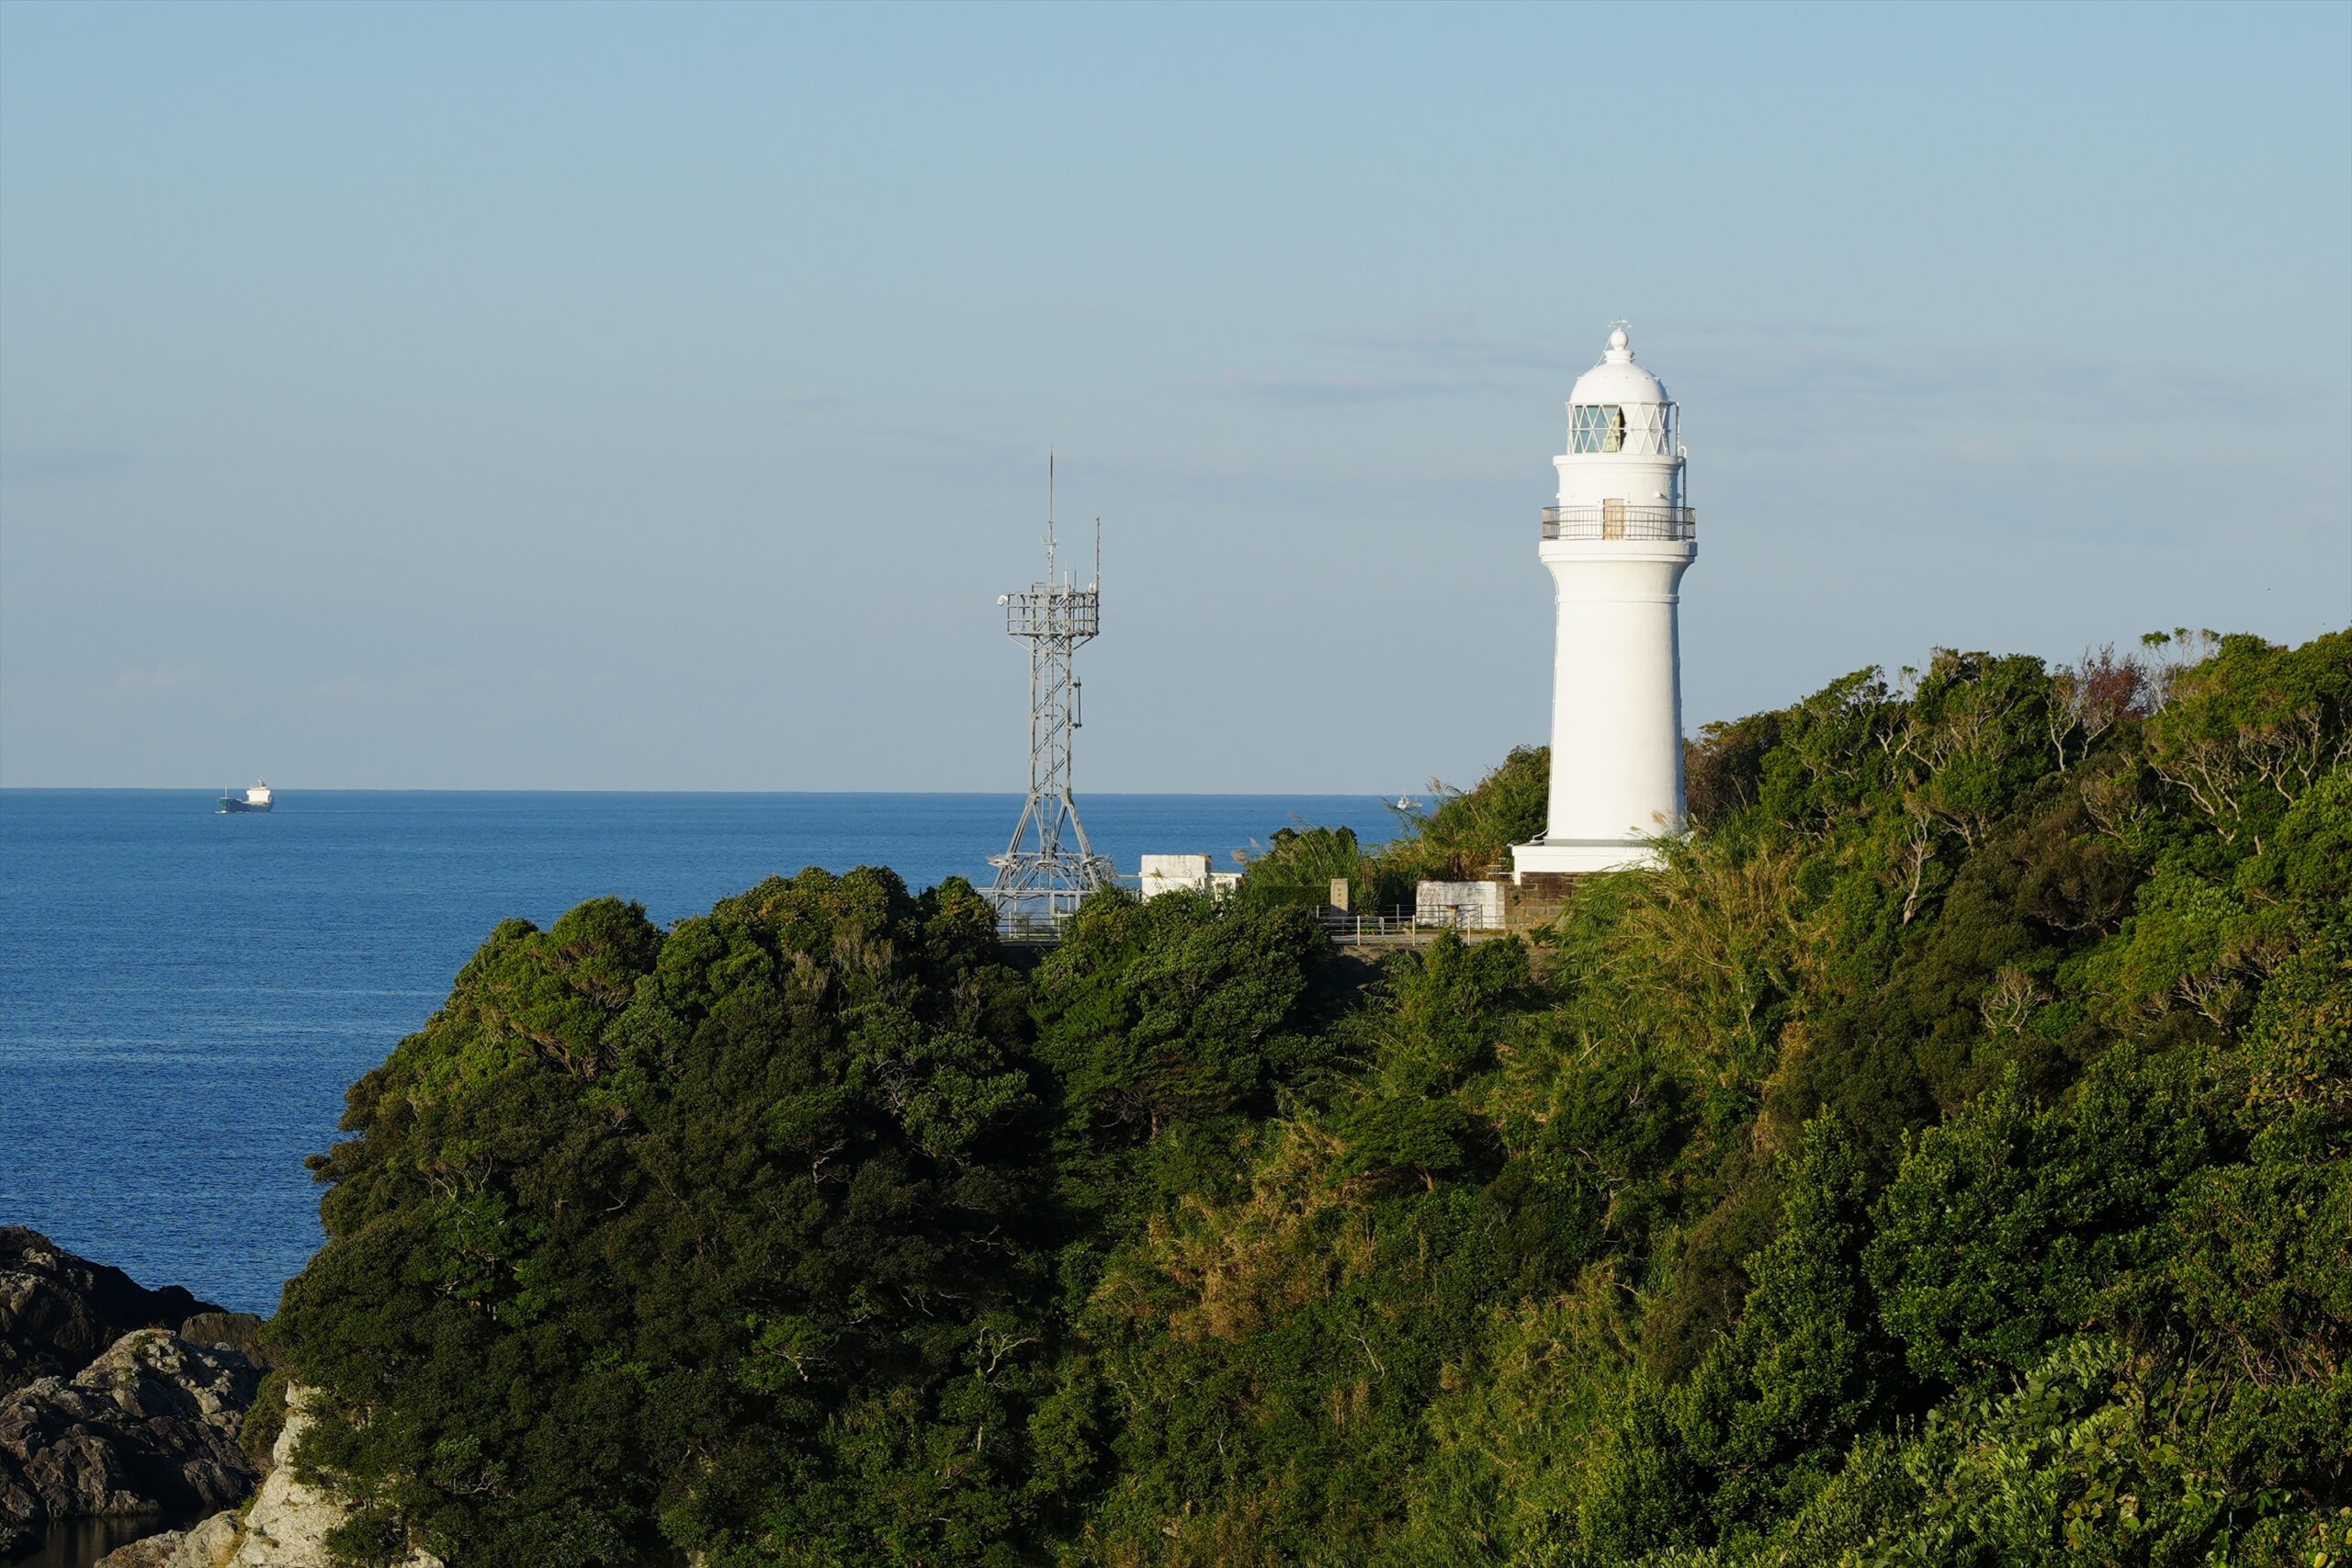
top-left (1511, 839), bottom-right (1666, 878)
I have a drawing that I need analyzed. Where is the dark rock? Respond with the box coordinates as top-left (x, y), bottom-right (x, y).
top-left (0, 1228), bottom-right (221, 1399)
top-left (0, 1329), bottom-right (260, 1555)
top-left (178, 1312), bottom-right (277, 1371)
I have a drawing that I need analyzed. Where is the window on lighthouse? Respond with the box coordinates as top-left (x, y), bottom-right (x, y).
top-left (1571, 404), bottom-right (1626, 454)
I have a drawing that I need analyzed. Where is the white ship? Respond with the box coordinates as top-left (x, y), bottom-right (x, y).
top-left (218, 779), bottom-right (274, 814)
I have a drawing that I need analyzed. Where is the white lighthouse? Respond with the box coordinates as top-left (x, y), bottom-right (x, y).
top-left (1511, 324), bottom-right (1695, 880)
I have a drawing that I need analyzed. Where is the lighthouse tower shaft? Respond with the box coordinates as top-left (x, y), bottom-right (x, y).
top-left (1512, 327), bottom-right (1696, 880)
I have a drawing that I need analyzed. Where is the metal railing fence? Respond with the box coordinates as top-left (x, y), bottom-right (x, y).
top-left (1540, 504), bottom-right (1696, 542)
top-left (1321, 907), bottom-right (1504, 940)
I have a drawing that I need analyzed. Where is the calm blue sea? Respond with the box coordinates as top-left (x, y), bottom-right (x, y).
top-left (0, 790), bottom-right (1395, 1315)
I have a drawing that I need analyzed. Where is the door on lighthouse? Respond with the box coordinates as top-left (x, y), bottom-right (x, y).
top-left (1602, 498), bottom-right (1626, 539)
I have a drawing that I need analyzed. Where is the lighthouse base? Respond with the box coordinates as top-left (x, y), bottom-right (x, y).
top-left (1510, 839), bottom-right (1665, 880)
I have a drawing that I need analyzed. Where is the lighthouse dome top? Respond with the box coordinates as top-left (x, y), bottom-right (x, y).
top-left (1568, 323), bottom-right (1669, 407)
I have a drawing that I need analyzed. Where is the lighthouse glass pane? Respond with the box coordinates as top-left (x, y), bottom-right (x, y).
top-left (1625, 404), bottom-right (1664, 455)
top-left (1571, 405), bottom-right (1626, 454)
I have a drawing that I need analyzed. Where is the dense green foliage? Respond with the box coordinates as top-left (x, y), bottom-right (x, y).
top-left (273, 630), bottom-right (2352, 1566)
top-left (1221, 750), bottom-right (1555, 913)
top-left (1232, 825), bottom-right (1370, 910)
top-left (1372, 746), bottom-right (1552, 900)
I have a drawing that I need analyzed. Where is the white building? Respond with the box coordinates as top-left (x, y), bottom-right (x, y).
top-left (1511, 325), bottom-right (1695, 879)
top-left (1414, 880), bottom-right (1505, 930)
top-left (1138, 853), bottom-right (1242, 900)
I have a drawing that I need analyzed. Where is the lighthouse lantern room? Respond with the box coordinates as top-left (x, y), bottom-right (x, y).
top-left (1511, 324), bottom-right (1697, 881)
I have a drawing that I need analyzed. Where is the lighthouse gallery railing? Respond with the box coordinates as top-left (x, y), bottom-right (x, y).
top-left (1541, 505), bottom-right (1695, 542)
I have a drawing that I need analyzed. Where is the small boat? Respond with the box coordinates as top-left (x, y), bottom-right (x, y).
top-left (1394, 795), bottom-right (1417, 810)
top-left (219, 779), bottom-right (274, 814)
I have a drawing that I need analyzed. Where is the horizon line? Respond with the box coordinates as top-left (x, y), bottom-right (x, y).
top-left (0, 784), bottom-right (1419, 799)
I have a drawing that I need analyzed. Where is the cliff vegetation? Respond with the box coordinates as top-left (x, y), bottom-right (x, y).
top-left (272, 629), bottom-right (2349, 1566)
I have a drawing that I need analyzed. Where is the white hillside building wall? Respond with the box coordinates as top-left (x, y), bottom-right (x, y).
top-left (1511, 325), bottom-right (1696, 879)
top-left (1140, 854), bottom-right (1214, 899)
top-left (1415, 880), bottom-right (1505, 930)
top-left (1138, 854), bottom-right (1241, 900)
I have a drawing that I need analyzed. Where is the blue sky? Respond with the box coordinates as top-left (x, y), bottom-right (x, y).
top-left (3, 1), bottom-right (2346, 790)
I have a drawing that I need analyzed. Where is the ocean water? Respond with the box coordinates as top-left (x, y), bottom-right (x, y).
top-left (0, 790), bottom-right (1396, 1315)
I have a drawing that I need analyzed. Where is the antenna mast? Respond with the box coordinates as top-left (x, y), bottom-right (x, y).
top-left (987, 459), bottom-right (1114, 934)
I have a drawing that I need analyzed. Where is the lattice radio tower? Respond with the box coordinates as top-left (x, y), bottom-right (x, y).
top-left (987, 458), bottom-right (1114, 931)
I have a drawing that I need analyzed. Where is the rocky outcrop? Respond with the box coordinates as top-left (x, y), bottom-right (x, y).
top-left (0, 1234), bottom-right (429, 1567)
top-left (104, 1387), bottom-right (443, 1568)
top-left (96, 1510), bottom-right (240, 1567)
top-left (178, 1312), bottom-right (277, 1371)
top-left (223, 1388), bottom-right (438, 1568)
top-left (0, 1227), bottom-right (221, 1396)
top-left (0, 1328), bottom-right (260, 1555)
